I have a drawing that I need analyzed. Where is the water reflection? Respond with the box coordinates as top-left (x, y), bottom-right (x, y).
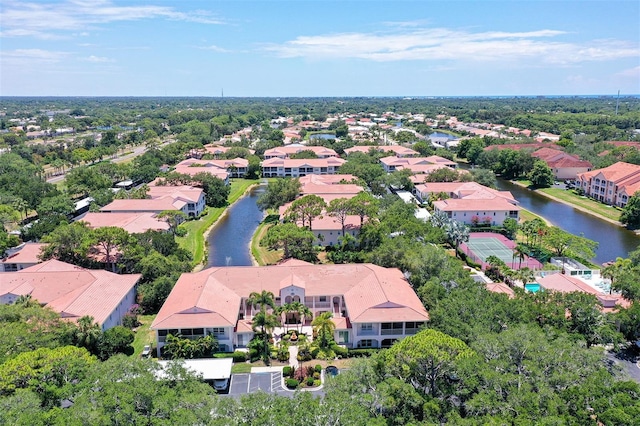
top-left (206, 185), bottom-right (266, 268)
top-left (495, 179), bottom-right (640, 264)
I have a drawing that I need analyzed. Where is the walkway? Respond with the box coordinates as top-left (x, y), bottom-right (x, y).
top-left (288, 345), bottom-right (299, 368)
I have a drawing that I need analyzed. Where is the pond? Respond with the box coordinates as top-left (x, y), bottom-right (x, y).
top-left (309, 133), bottom-right (336, 140)
top-left (205, 184), bottom-right (266, 267)
top-left (495, 179), bottom-right (640, 264)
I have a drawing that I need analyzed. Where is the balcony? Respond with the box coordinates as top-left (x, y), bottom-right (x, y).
top-left (357, 330), bottom-right (377, 336)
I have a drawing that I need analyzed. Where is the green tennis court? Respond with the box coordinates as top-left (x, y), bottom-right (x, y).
top-left (464, 237), bottom-right (514, 264)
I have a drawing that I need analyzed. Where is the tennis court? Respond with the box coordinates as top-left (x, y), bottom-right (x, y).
top-left (465, 237), bottom-right (515, 264)
top-left (460, 232), bottom-right (542, 270)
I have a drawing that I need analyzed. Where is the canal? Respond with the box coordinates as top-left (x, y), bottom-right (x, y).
top-left (206, 184), bottom-right (266, 267)
top-left (495, 179), bottom-right (640, 264)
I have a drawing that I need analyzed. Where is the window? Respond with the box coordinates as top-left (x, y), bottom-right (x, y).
top-left (338, 331), bottom-right (349, 344)
top-left (193, 328), bottom-right (204, 335)
top-left (358, 339), bottom-right (374, 348)
top-left (361, 323), bottom-right (373, 331)
top-left (319, 296), bottom-right (327, 302)
top-left (211, 327), bottom-right (225, 335)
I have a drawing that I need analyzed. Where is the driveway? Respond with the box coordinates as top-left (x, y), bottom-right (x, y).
top-left (224, 371), bottom-right (325, 398)
top-left (606, 349), bottom-right (640, 383)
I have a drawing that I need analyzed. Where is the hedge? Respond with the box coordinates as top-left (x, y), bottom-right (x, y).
top-left (285, 378), bottom-right (299, 389)
top-left (347, 348), bottom-right (381, 358)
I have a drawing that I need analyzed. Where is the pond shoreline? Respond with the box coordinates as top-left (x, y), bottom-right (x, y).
top-left (192, 183), bottom-right (258, 273)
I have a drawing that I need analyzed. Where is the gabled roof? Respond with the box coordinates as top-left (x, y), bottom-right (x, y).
top-left (577, 162), bottom-right (640, 193)
top-left (264, 145), bottom-right (338, 158)
top-left (1, 260), bottom-right (140, 326)
top-left (261, 157), bottom-right (346, 168)
top-left (151, 263), bottom-right (429, 330)
top-left (344, 145), bottom-right (419, 156)
top-left (1, 243), bottom-right (46, 265)
top-left (80, 212), bottom-right (169, 234)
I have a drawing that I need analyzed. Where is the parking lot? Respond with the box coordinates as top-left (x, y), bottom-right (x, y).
top-left (222, 371), bottom-right (325, 397)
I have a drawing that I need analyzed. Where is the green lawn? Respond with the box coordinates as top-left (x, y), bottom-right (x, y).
top-left (176, 179), bottom-right (258, 268)
top-left (132, 314), bottom-right (157, 357)
top-left (231, 363), bottom-right (253, 374)
top-left (519, 208), bottom-right (548, 224)
top-left (250, 214), bottom-right (282, 266)
top-left (537, 187), bottom-right (622, 222)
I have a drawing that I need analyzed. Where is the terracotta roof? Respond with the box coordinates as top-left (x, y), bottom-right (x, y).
top-left (261, 158), bottom-right (346, 168)
top-left (434, 197), bottom-right (520, 212)
top-left (344, 145), bottom-right (419, 156)
top-left (1, 260), bottom-right (140, 326)
top-left (100, 197), bottom-right (187, 213)
top-left (301, 183), bottom-right (364, 197)
top-left (151, 263), bottom-right (429, 330)
top-left (537, 274), bottom-right (599, 295)
top-left (577, 162), bottom-right (640, 190)
top-left (298, 174), bottom-right (357, 185)
top-left (80, 212), bottom-right (169, 233)
top-left (484, 143), bottom-right (559, 152)
top-left (264, 145), bottom-right (338, 158)
top-left (1, 243), bottom-right (46, 265)
top-left (531, 148), bottom-right (592, 168)
top-left (486, 282), bottom-right (515, 298)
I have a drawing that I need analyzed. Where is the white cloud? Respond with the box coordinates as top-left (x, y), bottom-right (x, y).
top-left (198, 45), bottom-right (231, 53)
top-left (616, 66), bottom-right (640, 78)
top-left (1, 0), bottom-right (225, 39)
top-left (264, 27), bottom-right (639, 65)
top-left (85, 55), bottom-right (114, 63)
top-left (2, 48), bottom-right (70, 62)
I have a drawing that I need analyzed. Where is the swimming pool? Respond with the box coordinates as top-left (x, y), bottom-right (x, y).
top-left (525, 283), bottom-right (542, 293)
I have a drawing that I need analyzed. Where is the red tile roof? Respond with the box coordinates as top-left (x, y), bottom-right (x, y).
top-left (80, 212), bottom-right (170, 233)
top-left (151, 263), bottom-right (429, 330)
top-left (1, 243), bottom-right (46, 265)
top-left (1, 260), bottom-right (140, 326)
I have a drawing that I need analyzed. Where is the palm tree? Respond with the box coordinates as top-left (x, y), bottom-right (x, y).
top-left (514, 244), bottom-right (527, 269)
top-left (289, 301), bottom-right (312, 332)
top-left (312, 312), bottom-right (336, 349)
top-left (15, 294), bottom-right (37, 307)
top-left (247, 290), bottom-right (275, 315)
top-left (251, 310), bottom-right (279, 365)
top-left (74, 316), bottom-right (102, 352)
top-left (445, 220), bottom-right (470, 258)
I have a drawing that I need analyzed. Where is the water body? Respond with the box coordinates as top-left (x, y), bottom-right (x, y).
top-left (429, 131), bottom-right (458, 141)
top-left (206, 185), bottom-right (266, 267)
top-left (309, 133), bottom-right (336, 140)
top-left (495, 179), bottom-right (640, 264)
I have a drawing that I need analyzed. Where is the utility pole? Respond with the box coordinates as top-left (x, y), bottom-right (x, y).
top-left (615, 90), bottom-right (620, 115)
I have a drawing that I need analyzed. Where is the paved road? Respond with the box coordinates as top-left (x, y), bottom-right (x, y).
top-left (606, 349), bottom-right (640, 383)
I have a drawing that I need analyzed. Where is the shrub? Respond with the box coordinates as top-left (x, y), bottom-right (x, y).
top-left (276, 345), bottom-right (290, 362)
top-left (314, 364), bottom-right (322, 373)
top-left (286, 378), bottom-right (299, 389)
top-left (313, 379), bottom-right (321, 387)
top-left (283, 366), bottom-right (292, 377)
top-left (248, 348), bottom-right (260, 362)
top-left (347, 348), bottom-right (380, 358)
top-left (232, 351), bottom-right (247, 363)
top-left (331, 344), bottom-right (348, 358)
top-left (313, 371), bottom-right (320, 380)
top-left (306, 377), bottom-right (315, 386)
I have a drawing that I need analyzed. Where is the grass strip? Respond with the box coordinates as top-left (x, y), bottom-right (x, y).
top-left (250, 214), bottom-right (282, 266)
top-left (537, 187), bottom-right (622, 222)
top-left (132, 314), bottom-right (157, 357)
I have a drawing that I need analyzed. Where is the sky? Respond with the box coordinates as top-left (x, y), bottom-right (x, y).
top-left (1, 0), bottom-right (639, 97)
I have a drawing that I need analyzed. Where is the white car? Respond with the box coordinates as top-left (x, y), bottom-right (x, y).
top-left (141, 345), bottom-right (151, 358)
top-left (213, 378), bottom-right (229, 391)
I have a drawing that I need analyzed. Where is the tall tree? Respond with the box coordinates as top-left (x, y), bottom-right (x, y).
top-left (285, 194), bottom-right (326, 231)
top-left (326, 198), bottom-right (353, 236)
top-left (93, 226), bottom-right (130, 272)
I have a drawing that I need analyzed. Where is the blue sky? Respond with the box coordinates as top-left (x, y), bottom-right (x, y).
top-left (1, 0), bottom-right (639, 97)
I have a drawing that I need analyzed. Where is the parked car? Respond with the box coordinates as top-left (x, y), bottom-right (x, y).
top-left (213, 378), bottom-right (229, 391)
top-left (141, 345), bottom-right (151, 358)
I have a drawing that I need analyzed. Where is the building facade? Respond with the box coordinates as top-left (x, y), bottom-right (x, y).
top-left (151, 261), bottom-right (429, 355)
